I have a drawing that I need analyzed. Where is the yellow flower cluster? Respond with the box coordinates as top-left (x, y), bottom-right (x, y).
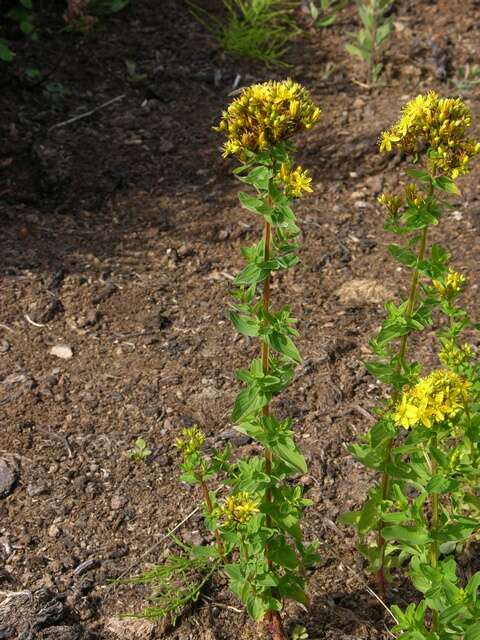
top-left (394, 370), bottom-right (470, 429)
top-left (439, 340), bottom-right (474, 367)
top-left (175, 426), bottom-right (205, 456)
top-left (215, 79), bottom-right (321, 159)
top-left (220, 491), bottom-right (260, 526)
top-left (279, 162), bottom-right (313, 197)
top-left (378, 192), bottom-right (403, 217)
top-left (379, 91), bottom-right (480, 179)
top-left (432, 269), bottom-right (466, 300)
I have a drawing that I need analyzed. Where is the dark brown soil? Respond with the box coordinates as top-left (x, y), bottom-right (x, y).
top-left (1, 1), bottom-right (480, 639)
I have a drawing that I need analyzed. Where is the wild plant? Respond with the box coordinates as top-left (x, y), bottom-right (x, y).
top-left (128, 437), bottom-right (152, 462)
top-left (126, 81), bottom-right (321, 640)
top-left (345, 0), bottom-right (393, 85)
top-left (307, 0), bottom-right (349, 27)
top-left (342, 92), bottom-right (480, 636)
top-left (1, 0), bottom-right (37, 61)
top-left (190, 0), bottom-right (299, 67)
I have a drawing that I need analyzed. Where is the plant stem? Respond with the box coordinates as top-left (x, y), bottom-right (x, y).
top-left (261, 216), bottom-right (286, 640)
top-left (430, 436), bottom-right (439, 633)
top-left (262, 219), bottom-right (273, 487)
top-left (200, 478), bottom-right (224, 556)
top-left (376, 224), bottom-right (429, 598)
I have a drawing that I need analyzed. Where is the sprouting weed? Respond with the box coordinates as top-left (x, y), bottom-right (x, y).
top-left (129, 437), bottom-right (152, 462)
top-left (345, 0), bottom-right (394, 85)
top-left (291, 625), bottom-right (309, 640)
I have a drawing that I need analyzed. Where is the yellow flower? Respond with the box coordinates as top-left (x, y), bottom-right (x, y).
top-left (175, 426), bottom-right (205, 456)
top-left (432, 268), bottom-right (466, 300)
top-left (379, 92), bottom-right (480, 179)
top-left (439, 340), bottom-right (474, 367)
top-left (214, 80), bottom-right (321, 160)
top-left (394, 370), bottom-right (470, 430)
top-left (220, 491), bottom-right (260, 526)
top-left (378, 192), bottom-right (403, 217)
top-left (279, 163), bottom-right (313, 197)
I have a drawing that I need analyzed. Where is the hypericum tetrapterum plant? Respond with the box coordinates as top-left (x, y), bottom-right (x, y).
top-left (210, 79), bottom-right (321, 640)
top-left (342, 91), bottom-right (480, 636)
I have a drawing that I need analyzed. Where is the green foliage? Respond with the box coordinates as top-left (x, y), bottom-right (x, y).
top-left (0, 0), bottom-right (130, 63)
top-left (345, 0), bottom-right (393, 84)
top-left (190, 0), bottom-right (299, 66)
top-left (121, 543), bottom-right (220, 624)
top-left (291, 624), bottom-right (309, 640)
top-left (343, 97), bottom-right (480, 637)
top-left (307, 0), bottom-right (349, 27)
top-left (451, 64), bottom-right (480, 93)
top-left (129, 437), bottom-right (152, 462)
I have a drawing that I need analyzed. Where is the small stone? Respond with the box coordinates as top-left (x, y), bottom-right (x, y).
top-left (48, 524), bottom-right (61, 538)
top-left (106, 617), bottom-right (155, 640)
top-left (0, 459), bottom-right (18, 498)
top-left (26, 482), bottom-right (48, 497)
top-left (110, 495), bottom-right (128, 510)
top-left (0, 340), bottom-right (10, 353)
top-left (353, 96), bottom-right (366, 109)
top-left (77, 309), bottom-right (99, 328)
top-left (50, 344), bottom-right (73, 360)
top-left (92, 283), bottom-right (117, 304)
top-left (159, 140), bottom-right (175, 153)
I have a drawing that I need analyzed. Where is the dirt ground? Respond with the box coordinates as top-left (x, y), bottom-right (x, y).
top-left (1, 0), bottom-right (480, 638)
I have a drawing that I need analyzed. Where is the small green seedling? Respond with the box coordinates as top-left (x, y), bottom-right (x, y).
top-left (345, 0), bottom-right (393, 85)
top-left (125, 60), bottom-right (147, 86)
top-left (129, 437), bottom-right (152, 462)
top-left (291, 625), bottom-right (309, 640)
top-left (452, 64), bottom-right (480, 93)
top-left (307, 0), bottom-right (349, 27)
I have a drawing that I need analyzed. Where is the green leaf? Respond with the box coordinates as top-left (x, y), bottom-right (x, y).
top-left (246, 595), bottom-right (269, 620)
top-left (405, 168), bottom-right (431, 183)
top-left (0, 39), bottom-right (14, 62)
top-left (230, 311), bottom-right (259, 337)
top-left (382, 525), bottom-right (430, 546)
top-left (434, 175), bottom-right (461, 195)
top-left (269, 333), bottom-right (301, 363)
top-left (268, 539), bottom-right (299, 569)
top-left (238, 192), bottom-right (265, 215)
top-left (317, 14), bottom-right (336, 26)
top-left (425, 474), bottom-right (457, 494)
top-left (232, 388), bottom-right (266, 422)
top-left (273, 439), bottom-right (307, 474)
top-left (465, 622), bottom-right (480, 640)
top-left (345, 42), bottom-right (367, 61)
top-left (243, 166), bottom-right (272, 190)
top-left (388, 243), bottom-right (418, 267)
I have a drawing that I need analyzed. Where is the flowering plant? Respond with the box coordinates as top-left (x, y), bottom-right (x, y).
top-left (342, 91), bottom-right (480, 637)
top-left (173, 80), bottom-right (321, 640)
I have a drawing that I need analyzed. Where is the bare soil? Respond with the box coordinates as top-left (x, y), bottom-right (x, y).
top-left (1, 1), bottom-right (480, 638)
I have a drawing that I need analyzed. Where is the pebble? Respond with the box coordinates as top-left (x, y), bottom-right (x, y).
top-left (0, 339), bottom-right (10, 353)
top-left (106, 617), bottom-right (155, 639)
top-left (48, 524), bottom-right (61, 538)
top-left (50, 344), bottom-right (73, 360)
top-left (110, 494), bottom-right (128, 510)
top-left (0, 459), bottom-right (18, 497)
top-left (26, 482), bottom-right (48, 497)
